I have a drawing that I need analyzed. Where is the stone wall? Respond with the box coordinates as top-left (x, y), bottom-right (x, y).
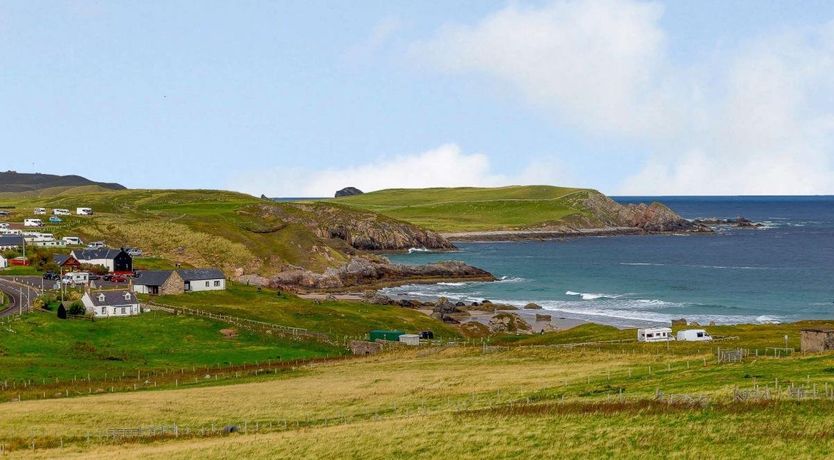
top-left (800, 329), bottom-right (834, 352)
top-left (349, 340), bottom-right (384, 356)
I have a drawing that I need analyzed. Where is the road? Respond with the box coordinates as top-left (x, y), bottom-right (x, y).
top-left (0, 277), bottom-right (40, 318)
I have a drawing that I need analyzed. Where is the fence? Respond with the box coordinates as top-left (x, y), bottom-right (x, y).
top-left (145, 302), bottom-right (337, 345)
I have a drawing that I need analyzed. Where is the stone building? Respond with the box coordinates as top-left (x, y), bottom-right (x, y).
top-left (800, 329), bottom-right (834, 353)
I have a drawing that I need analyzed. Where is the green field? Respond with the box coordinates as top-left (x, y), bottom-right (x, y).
top-left (330, 185), bottom-right (604, 232)
top-left (0, 311), bottom-right (340, 386)
top-left (149, 283), bottom-right (461, 340)
top-left (4, 322), bottom-right (834, 458)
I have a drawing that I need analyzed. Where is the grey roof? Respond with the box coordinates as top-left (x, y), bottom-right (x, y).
top-left (0, 235), bottom-right (24, 247)
top-left (73, 248), bottom-right (127, 261)
top-left (134, 270), bottom-right (176, 286)
top-left (53, 254), bottom-right (71, 264)
top-left (87, 290), bottom-right (138, 307)
top-left (177, 268), bottom-right (225, 281)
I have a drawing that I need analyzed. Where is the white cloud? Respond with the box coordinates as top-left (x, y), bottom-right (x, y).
top-left (413, 0), bottom-right (834, 195)
top-left (227, 144), bottom-right (573, 197)
top-left (344, 17), bottom-right (402, 64)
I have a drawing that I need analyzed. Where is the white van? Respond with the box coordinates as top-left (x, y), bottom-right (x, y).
top-left (637, 327), bottom-right (674, 342)
top-left (24, 218), bottom-right (43, 227)
top-left (76, 207), bottom-right (93, 216)
top-left (87, 241), bottom-right (105, 249)
top-left (33, 208), bottom-right (46, 215)
top-left (53, 209), bottom-right (71, 216)
top-left (62, 272), bottom-right (90, 284)
top-left (676, 329), bottom-right (713, 342)
top-left (62, 236), bottom-right (83, 245)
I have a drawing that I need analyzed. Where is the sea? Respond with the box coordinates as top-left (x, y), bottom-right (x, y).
top-left (382, 196), bottom-right (834, 328)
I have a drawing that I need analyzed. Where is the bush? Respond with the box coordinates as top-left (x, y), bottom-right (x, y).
top-left (57, 304), bottom-right (67, 319)
top-left (68, 301), bottom-right (86, 316)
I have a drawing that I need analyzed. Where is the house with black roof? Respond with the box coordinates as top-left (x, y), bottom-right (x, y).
top-left (133, 270), bottom-right (185, 296)
top-left (178, 268), bottom-right (226, 292)
top-left (70, 248), bottom-right (132, 273)
top-left (53, 254), bottom-right (82, 271)
top-left (81, 290), bottom-right (141, 317)
top-left (0, 235), bottom-right (24, 251)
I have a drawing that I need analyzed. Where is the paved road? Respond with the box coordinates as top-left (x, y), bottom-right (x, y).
top-left (0, 278), bottom-right (40, 317)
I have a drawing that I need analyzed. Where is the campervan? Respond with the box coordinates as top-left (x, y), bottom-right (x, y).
top-left (62, 236), bottom-right (83, 246)
top-left (62, 272), bottom-right (90, 285)
top-left (87, 241), bottom-right (105, 249)
top-left (637, 327), bottom-right (674, 342)
top-left (76, 207), bottom-right (93, 216)
top-left (676, 329), bottom-right (713, 342)
top-left (24, 218), bottom-right (43, 227)
top-left (53, 209), bottom-right (71, 216)
top-left (33, 208), bottom-right (46, 215)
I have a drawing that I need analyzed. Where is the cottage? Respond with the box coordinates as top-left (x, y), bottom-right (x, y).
top-left (53, 254), bottom-right (82, 271)
top-left (800, 329), bottom-right (834, 353)
top-left (133, 270), bottom-right (185, 296)
top-left (637, 327), bottom-right (673, 342)
top-left (178, 268), bottom-right (226, 292)
top-left (81, 290), bottom-right (141, 317)
top-left (71, 248), bottom-right (132, 273)
top-left (0, 235), bottom-right (24, 251)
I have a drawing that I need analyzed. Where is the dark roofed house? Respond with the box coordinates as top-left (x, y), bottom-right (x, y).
top-left (0, 235), bottom-right (24, 251)
top-left (133, 270), bottom-right (185, 296)
top-left (53, 254), bottom-right (81, 270)
top-left (81, 290), bottom-right (141, 317)
top-left (177, 268), bottom-right (226, 292)
top-left (70, 248), bottom-right (132, 273)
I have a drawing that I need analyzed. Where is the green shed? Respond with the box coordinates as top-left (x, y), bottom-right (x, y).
top-left (369, 330), bottom-right (405, 342)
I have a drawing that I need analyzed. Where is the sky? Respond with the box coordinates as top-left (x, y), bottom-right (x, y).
top-left (2, 0), bottom-right (834, 196)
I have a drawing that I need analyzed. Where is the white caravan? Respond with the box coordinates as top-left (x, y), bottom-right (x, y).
top-left (24, 218), bottom-right (43, 227)
top-left (637, 327), bottom-right (674, 342)
top-left (53, 209), bottom-right (71, 216)
top-left (676, 329), bottom-right (713, 342)
top-left (62, 272), bottom-right (90, 285)
top-left (76, 207), bottom-right (93, 216)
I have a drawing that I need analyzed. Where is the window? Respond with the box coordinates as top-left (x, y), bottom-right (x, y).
top-left (213, 280), bottom-right (220, 287)
top-left (205, 281), bottom-right (210, 287)
top-left (121, 307), bottom-right (125, 315)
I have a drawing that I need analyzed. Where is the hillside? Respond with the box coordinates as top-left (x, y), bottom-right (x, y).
top-left (332, 185), bottom-right (704, 234)
top-left (0, 188), bottom-right (489, 288)
top-left (0, 171), bottom-right (125, 193)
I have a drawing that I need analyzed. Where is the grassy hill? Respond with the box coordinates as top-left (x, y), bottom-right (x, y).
top-left (149, 283), bottom-right (461, 339)
top-left (3, 320), bottom-right (834, 457)
top-left (0, 188), bottom-right (449, 275)
top-left (330, 185), bottom-right (619, 232)
top-left (0, 171), bottom-right (125, 193)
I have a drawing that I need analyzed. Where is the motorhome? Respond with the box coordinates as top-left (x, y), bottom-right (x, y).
top-left (53, 209), bottom-right (71, 216)
top-left (62, 236), bottom-right (83, 246)
top-left (76, 207), bottom-right (93, 216)
top-left (33, 208), bottom-right (47, 215)
top-left (676, 329), bottom-right (713, 342)
top-left (62, 272), bottom-right (90, 285)
top-left (87, 241), bottom-right (106, 249)
top-left (637, 327), bottom-right (674, 342)
top-left (24, 218), bottom-right (43, 227)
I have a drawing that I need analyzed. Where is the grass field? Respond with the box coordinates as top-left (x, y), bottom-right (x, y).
top-left (149, 283), bottom-right (461, 340)
top-left (4, 324), bottom-right (834, 458)
top-left (330, 185), bottom-right (603, 232)
top-left (0, 311), bottom-right (340, 386)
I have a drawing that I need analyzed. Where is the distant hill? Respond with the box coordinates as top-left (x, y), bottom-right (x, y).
top-left (331, 185), bottom-right (700, 234)
top-left (0, 171), bottom-right (126, 193)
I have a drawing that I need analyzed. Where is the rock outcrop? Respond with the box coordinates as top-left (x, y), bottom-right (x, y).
top-left (489, 312), bottom-right (532, 334)
top-left (578, 192), bottom-right (712, 233)
top-left (256, 258), bottom-right (494, 292)
top-left (335, 187), bottom-right (364, 198)
top-left (253, 203), bottom-right (455, 251)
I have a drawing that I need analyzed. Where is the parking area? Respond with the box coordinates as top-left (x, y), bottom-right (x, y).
top-left (6, 275), bottom-right (133, 291)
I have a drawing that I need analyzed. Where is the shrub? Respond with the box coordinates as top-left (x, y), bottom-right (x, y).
top-left (68, 301), bottom-right (86, 316)
top-left (57, 304), bottom-right (67, 319)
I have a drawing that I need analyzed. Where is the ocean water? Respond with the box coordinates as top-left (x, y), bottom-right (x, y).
top-left (382, 196), bottom-right (834, 327)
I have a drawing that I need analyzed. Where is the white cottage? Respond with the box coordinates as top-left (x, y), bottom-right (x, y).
top-left (177, 268), bottom-right (226, 292)
top-left (81, 291), bottom-right (141, 317)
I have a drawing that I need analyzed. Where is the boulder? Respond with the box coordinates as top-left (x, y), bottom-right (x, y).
top-left (431, 297), bottom-right (460, 323)
top-left (335, 187), bottom-right (364, 198)
top-left (489, 312), bottom-right (532, 334)
top-left (524, 303), bottom-right (542, 310)
top-left (671, 318), bottom-right (687, 327)
top-left (535, 314), bottom-right (552, 322)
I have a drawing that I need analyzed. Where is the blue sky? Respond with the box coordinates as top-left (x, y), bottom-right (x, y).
top-left (2, 1), bottom-right (834, 196)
